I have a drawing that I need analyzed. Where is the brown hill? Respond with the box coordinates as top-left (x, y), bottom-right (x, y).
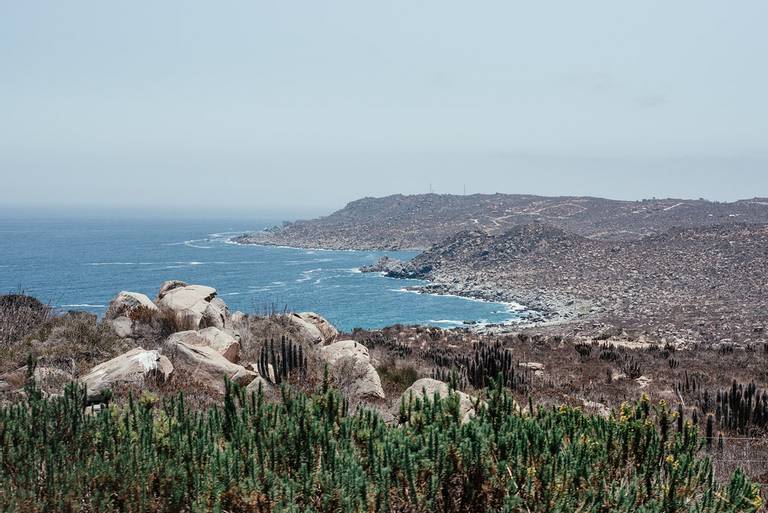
top-left (402, 223), bottom-right (768, 344)
top-left (235, 194), bottom-right (768, 250)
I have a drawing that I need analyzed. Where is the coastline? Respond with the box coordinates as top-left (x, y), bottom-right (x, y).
top-left (231, 232), bottom-right (427, 252)
top-left (399, 280), bottom-right (597, 331)
top-left (232, 233), bottom-right (591, 331)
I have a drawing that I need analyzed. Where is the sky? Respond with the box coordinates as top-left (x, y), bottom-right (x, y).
top-left (1, 1), bottom-right (767, 216)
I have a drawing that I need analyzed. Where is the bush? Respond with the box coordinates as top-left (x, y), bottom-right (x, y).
top-left (0, 293), bottom-right (51, 346)
top-left (0, 382), bottom-right (761, 512)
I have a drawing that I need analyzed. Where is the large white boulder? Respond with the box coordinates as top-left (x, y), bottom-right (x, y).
top-left (104, 292), bottom-right (158, 321)
top-left (285, 313), bottom-right (324, 345)
top-left (163, 339), bottom-right (257, 394)
top-left (167, 328), bottom-right (240, 363)
top-left (156, 284), bottom-right (220, 329)
top-left (297, 312), bottom-right (338, 343)
top-left (397, 378), bottom-right (478, 424)
top-left (79, 348), bottom-right (173, 402)
top-left (319, 340), bottom-right (385, 401)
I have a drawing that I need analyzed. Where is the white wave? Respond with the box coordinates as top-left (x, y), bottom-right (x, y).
top-left (428, 319), bottom-right (466, 325)
top-left (183, 239), bottom-right (212, 249)
top-left (208, 231), bottom-right (244, 238)
top-left (347, 267), bottom-right (362, 273)
top-left (87, 262), bottom-right (157, 266)
top-left (223, 292), bottom-right (241, 296)
top-left (390, 287), bottom-right (420, 294)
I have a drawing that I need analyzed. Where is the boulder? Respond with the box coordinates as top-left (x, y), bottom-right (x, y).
top-left (520, 362), bottom-right (545, 377)
top-left (319, 340), bottom-right (385, 400)
top-left (32, 366), bottom-right (74, 394)
top-left (110, 316), bottom-right (134, 338)
top-left (286, 313), bottom-right (324, 345)
top-left (104, 292), bottom-right (158, 321)
top-left (397, 378), bottom-right (478, 424)
top-left (245, 375), bottom-right (273, 395)
top-left (163, 339), bottom-right (257, 394)
top-left (157, 280), bottom-right (188, 301)
top-left (0, 366), bottom-right (28, 393)
top-left (79, 348), bottom-right (173, 402)
top-left (297, 312), bottom-right (338, 343)
top-left (156, 284), bottom-right (219, 329)
top-left (202, 297), bottom-right (229, 329)
top-left (167, 328), bottom-right (240, 363)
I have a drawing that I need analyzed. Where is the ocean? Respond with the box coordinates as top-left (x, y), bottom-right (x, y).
top-left (0, 216), bottom-right (526, 332)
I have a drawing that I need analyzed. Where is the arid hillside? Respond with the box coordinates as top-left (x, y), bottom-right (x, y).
top-left (375, 223), bottom-right (768, 345)
top-left (235, 193), bottom-right (768, 249)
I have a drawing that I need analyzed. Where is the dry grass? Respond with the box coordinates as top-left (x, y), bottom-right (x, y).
top-left (0, 293), bottom-right (52, 347)
top-left (0, 295), bottom-right (131, 376)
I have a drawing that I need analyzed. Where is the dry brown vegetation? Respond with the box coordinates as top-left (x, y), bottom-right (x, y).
top-left (350, 324), bottom-right (768, 484)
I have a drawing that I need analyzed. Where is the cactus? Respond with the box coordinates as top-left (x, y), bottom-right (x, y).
top-left (258, 336), bottom-right (308, 384)
top-left (0, 380), bottom-right (761, 512)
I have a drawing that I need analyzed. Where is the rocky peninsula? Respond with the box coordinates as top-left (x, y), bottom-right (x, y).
top-left (237, 194), bottom-right (768, 346)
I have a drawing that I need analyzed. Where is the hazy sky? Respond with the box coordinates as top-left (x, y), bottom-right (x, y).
top-left (1, 1), bottom-right (767, 214)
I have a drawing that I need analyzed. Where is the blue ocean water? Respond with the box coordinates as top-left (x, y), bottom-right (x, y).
top-left (0, 216), bottom-right (525, 331)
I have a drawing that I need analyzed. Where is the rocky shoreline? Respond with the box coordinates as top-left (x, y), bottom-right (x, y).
top-left (361, 256), bottom-right (596, 332)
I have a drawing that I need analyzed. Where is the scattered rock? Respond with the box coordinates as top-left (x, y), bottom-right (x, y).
top-left (286, 313), bottom-right (325, 345)
top-left (104, 292), bottom-right (158, 321)
top-left (636, 375), bottom-right (653, 389)
top-left (520, 362), bottom-right (545, 376)
top-left (156, 284), bottom-right (220, 330)
top-left (296, 312), bottom-right (339, 343)
top-left (110, 316), bottom-right (134, 338)
top-left (582, 400), bottom-right (611, 418)
top-left (156, 280), bottom-right (188, 301)
top-left (319, 340), bottom-right (385, 400)
top-left (203, 298), bottom-right (229, 329)
top-left (167, 328), bottom-right (241, 363)
top-left (397, 378), bottom-right (478, 424)
top-left (163, 339), bottom-right (257, 394)
top-left (79, 348), bottom-right (173, 402)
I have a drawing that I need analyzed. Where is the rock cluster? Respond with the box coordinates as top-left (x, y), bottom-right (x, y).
top-left (0, 282), bottom-right (386, 408)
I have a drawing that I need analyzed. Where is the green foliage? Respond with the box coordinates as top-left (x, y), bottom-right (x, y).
top-left (258, 336), bottom-right (307, 385)
top-left (0, 382), bottom-right (761, 512)
top-left (430, 340), bottom-right (530, 392)
top-left (680, 377), bottom-right (768, 436)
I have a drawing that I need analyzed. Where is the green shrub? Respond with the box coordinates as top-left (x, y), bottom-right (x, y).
top-left (0, 382), bottom-right (761, 512)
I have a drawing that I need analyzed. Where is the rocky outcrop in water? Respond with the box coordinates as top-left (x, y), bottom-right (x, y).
top-left (360, 256), bottom-right (431, 279)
